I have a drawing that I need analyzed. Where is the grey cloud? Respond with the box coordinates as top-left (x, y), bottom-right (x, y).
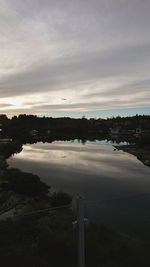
top-left (1, 42), bottom-right (150, 98)
top-left (3, 98), bottom-right (150, 115)
top-left (31, 97), bottom-right (150, 112)
top-left (0, 0), bottom-right (150, 115)
top-left (84, 78), bottom-right (150, 99)
top-left (0, 103), bottom-right (14, 108)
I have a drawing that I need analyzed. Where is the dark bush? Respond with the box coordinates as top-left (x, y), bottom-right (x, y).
top-left (1, 168), bottom-right (50, 197)
top-left (51, 191), bottom-right (72, 207)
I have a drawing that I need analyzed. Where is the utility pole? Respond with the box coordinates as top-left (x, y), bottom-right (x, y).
top-left (77, 196), bottom-right (85, 267)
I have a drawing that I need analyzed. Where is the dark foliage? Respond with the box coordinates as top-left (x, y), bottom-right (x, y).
top-left (51, 191), bottom-right (72, 207)
top-left (1, 114), bottom-right (150, 143)
top-left (0, 141), bottom-right (22, 158)
top-left (0, 210), bottom-right (76, 267)
top-left (1, 168), bottom-right (50, 197)
top-left (0, 216), bottom-right (150, 267)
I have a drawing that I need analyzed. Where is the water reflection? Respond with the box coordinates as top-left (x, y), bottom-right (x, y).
top-left (8, 140), bottom-right (150, 235)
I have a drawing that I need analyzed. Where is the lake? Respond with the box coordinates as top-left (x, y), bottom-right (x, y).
top-left (8, 140), bottom-right (150, 235)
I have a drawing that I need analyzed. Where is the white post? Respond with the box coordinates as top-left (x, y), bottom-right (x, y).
top-left (77, 196), bottom-right (85, 267)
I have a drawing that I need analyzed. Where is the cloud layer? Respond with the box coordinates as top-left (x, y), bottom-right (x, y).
top-left (0, 0), bottom-right (150, 116)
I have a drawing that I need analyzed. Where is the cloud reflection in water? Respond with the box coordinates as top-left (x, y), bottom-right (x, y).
top-left (8, 141), bottom-right (150, 234)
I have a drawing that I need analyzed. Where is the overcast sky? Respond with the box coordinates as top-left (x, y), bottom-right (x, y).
top-left (0, 0), bottom-right (150, 118)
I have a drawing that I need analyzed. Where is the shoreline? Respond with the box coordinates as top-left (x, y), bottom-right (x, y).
top-left (115, 144), bottom-right (150, 167)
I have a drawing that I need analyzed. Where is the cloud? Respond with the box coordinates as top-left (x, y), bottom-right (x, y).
top-left (0, 103), bottom-right (14, 108)
top-left (0, 0), bottom-right (150, 116)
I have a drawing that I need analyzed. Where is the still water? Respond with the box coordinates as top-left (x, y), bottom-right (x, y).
top-left (8, 140), bottom-right (150, 235)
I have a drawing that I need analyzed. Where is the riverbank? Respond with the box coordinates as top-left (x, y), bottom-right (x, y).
top-left (115, 144), bottom-right (150, 167)
top-left (0, 141), bottom-right (72, 215)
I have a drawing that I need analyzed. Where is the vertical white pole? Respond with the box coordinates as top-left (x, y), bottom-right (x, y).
top-left (77, 196), bottom-right (85, 267)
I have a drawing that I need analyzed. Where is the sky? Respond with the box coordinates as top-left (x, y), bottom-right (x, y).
top-left (0, 0), bottom-right (150, 118)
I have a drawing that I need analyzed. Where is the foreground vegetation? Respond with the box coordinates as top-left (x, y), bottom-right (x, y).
top-left (1, 216), bottom-right (150, 267)
top-left (0, 162), bottom-right (150, 267)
